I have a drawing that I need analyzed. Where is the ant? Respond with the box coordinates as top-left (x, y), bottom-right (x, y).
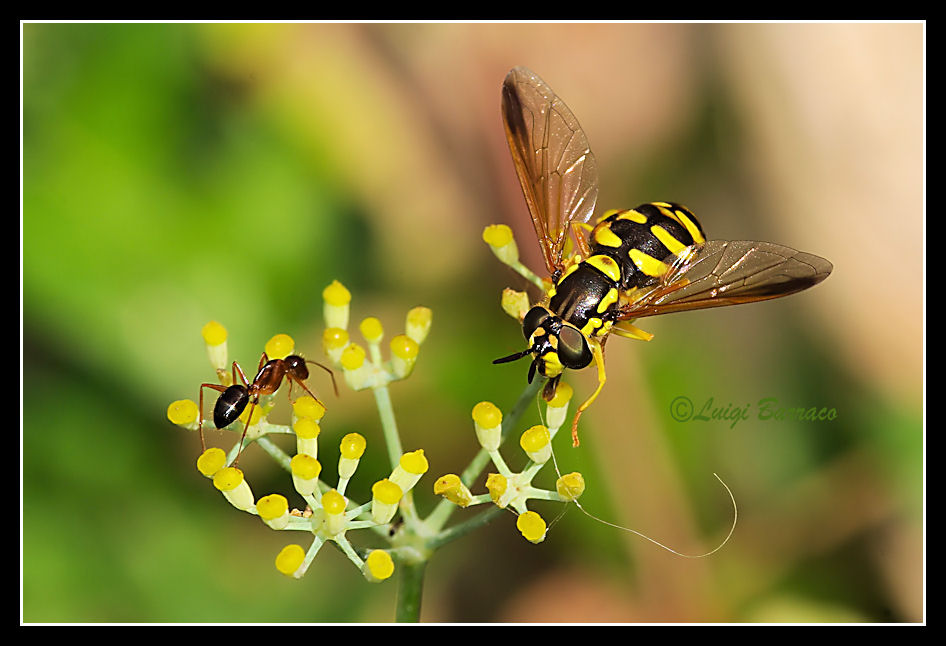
top-left (198, 353), bottom-right (338, 465)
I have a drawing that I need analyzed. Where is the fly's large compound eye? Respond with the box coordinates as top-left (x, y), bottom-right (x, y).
top-left (557, 325), bottom-right (592, 369)
top-left (522, 306), bottom-right (551, 339)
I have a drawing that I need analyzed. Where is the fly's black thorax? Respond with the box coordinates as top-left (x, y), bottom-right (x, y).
top-left (548, 256), bottom-right (621, 339)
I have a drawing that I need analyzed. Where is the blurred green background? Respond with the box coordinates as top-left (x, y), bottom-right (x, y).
top-left (22, 22), bottom-right (923, 623)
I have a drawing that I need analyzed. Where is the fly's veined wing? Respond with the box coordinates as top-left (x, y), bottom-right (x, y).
top-left (502, 66), bottom-right (599, 274)
top-left (622, 240), bottom-right (833, 319)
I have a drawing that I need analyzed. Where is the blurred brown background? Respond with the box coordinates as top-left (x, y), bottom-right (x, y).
top-left (22, 22), bottom-right (923, 623)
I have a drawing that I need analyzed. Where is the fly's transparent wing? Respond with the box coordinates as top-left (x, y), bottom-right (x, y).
top-left (620, 240), bottom-right (833, 318)
top-left (502, 66), bottom-right (598, 273)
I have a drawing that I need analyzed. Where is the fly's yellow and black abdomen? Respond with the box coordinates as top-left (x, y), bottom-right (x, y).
top-left (493, 66), bottom-right (832, 446)
top-left (590, 203), bottom-right (706, 290)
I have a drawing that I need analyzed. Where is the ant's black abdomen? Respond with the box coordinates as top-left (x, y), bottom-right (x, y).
top-left (213, 384), bottom-right (249, 429)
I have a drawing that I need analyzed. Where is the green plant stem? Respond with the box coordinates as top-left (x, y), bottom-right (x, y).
top-left (395, 559), bottom-right (427, 623)
top-left (257, 436), bottom-right (292, 471)
top-left (372, 383), bottom-right (425, 528)
top-left (427, 505), bottom-right (505, 550)
top-left (373, 384), bottom-right (404, 470)
top-left (507, 258), bottom-right (547, 292)
top-left (499, 378), bottom-right (544, 443)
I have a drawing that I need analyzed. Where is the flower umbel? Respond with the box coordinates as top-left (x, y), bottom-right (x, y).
top-left (432, 382), bottom-right (585, 544)
top-left (168, 282), bottom-right (435, 585)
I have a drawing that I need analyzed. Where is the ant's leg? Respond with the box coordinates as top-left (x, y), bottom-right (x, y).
top-left (198, 383), bottom-right (228, 453)
top-left (231, 360), bottom-right (252, 387)
top-left (288, 376), bottom-right (326, 410)
top-left (285, 379), bottom-right (295, 408)
top-left (232, 400), bottom-right (257, 466)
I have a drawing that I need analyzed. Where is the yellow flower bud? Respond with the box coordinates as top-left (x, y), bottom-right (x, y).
top-left (322, 327), bottom-right (349, 362)
top-left (338, 433), bottom-right (367, 480)
top-left (472, 401), bottom-right (502, 451)
top-left (340, 343), bottom-right (372, 389)
top-left (405, 306), bottom-right (432, 345)
top-left (482, 224), bottom-right (519, 265)
top-left (202, 321), bottom-right (228, 372)
top-left (291, 453), bottom-right (322, 480)
top-left (340, 343), bottom-right (366, 370)
top-left (360, 317), bottom-right (384, 344)
top-left (371, 478), bottom-right (403, 525)
top-left (433, 474), bottom-right (473, 508)
top-left (212, 467), bottom-right (243, 491)
top-left (400, 449), bottom-right (428, 474)
top-left (201, 320), bottom-right (228, 346)
top-left (390, 449), bottom-right (428, 493)
top-left (389, 334), bottom-right (419, 378)
top-left (546, 381), bottom-right (573, 408)
top-left (363, 550), bottom-right (395, 582)
top-left (321, 489), bottom-right (346, 515)
top-left (293, 396), bottom-right (326, 421)
top-left (520, 425), bottom-right (551, 464)
top-left (257, 494), bottom-right (290, 530)
top-left (501, 288), bottom-right (531, 321)
top-left (291, 454), bottom-right (322, 496)
top-left (556, 472), bottom-right (586, 502)
top-left (213, 467), bottom-right (254, 512)
top-left (545, 381), bottom-right (573, 430)
top-left (320, 489), bottom-right (347, 535)
top-left (196, 447), bottom-right (227, 478)
top-left (482, 223), bottom-right (513, 247)
top-left (340, 432), bottom-right (367, 459)
top-left (372, 478), bottom-right (403, 505)
top-left (322, 280), bottom-right (351, 306)
top-left (472, 401), bottom-right (502, 428)
top-left (485, 473), bottom-right (508, 506)
top-left (167, 399), bottom-right (199, 427)
top-left (275, 544), bottom-right (306, 577)
top-left (516, 510), bottom-right (547, 544)
top-left (265, 333), bottom-right (294, 360)
top-left (293, 417), bottom-right (320, 458)
top-left (322, 280), bottom-right (351, 330)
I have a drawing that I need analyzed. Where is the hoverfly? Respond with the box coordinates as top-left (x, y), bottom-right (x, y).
top-left (493, 66), bottom-right (833, 447)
